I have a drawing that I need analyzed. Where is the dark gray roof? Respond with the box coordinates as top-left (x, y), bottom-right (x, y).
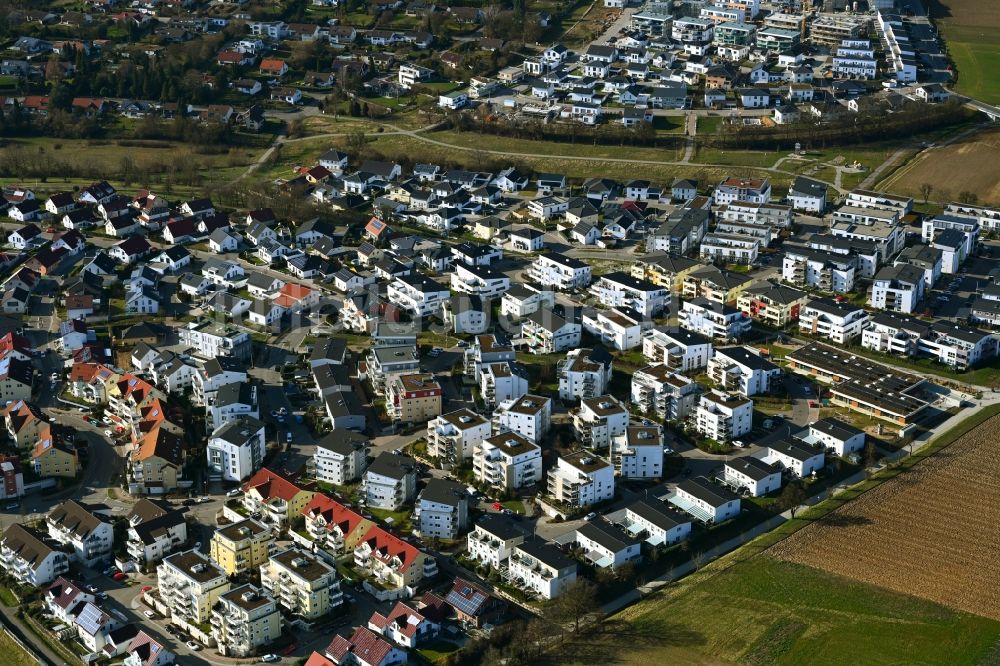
top-left (810, 417), bottom-right (864, 442)
top-left (576, 519), bottom-right (639, 553)
top-left (419, 478), bottom-right (467, 507)
top-left (725, 456), bottom-right (780, 481)
top-left (677, 476), bottom-right (740, 507)
top-left (366, 452), bottom-right (418, 480)
top-left (626, 499), bottom-right (690, 531)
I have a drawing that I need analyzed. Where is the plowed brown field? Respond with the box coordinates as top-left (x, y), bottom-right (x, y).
top-left (771, 414), bottom-right (1000, 620)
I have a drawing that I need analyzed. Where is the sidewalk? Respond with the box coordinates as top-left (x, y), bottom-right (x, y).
top-left (0, 605), bottom-right (67, 666)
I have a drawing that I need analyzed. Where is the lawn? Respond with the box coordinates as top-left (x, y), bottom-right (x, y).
top-left (416, 639), bottom-right (461, 662)
top-left (696, 115), bottom-right (725, 135)
top-left (693, 146), bottom-right (783, 167)
top-left (0, 630), bottom-right (37, 666)
top-left (602, 557), bottom-right (1000, 666)
top-left (0, 585), bottom-right (18, 606)
top-left (367, 507), bottom-right (412, 530)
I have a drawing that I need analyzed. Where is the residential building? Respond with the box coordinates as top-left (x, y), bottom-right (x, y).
top-left (156, 550), bottom-right (230, 627)
top-left (46, 500), bottom-right (112, 567)
top-left (387, 274), bottom-right (450, 317)
top-left (682, 265), bottom-right (752, 304)
top-left (473, 431), bottom-right (542, 490)
top-left (783, 248), bottom-right (856, 293)
top-left (311, 430), bottom-right (369, 486)
top-left (593, 272), bottom-right (668, 316)
top-left (426, 409), bottom-right (491, 463)
top-left (368, 601), bottom-right (440, 648)
top-left (799, 298), bottom-right (870, 343)
top-left (802, 417), bottom-right (866, 456)
top-left (547, 452), bottom-right (615, 508)
top-left (363, 453), bottom-right (418, 510)
top-left (241, 468), bottom-right (317, 531)
top-left (573, 396), bottom-right (629, 449)
top-left (492, 394), bottom-right (551, 444)
top-left (574, 520), bottom-right (641, 570)
top-left (668, 476), bottom-right (741, 523)
top-left (261, 548), bottom-right (342, 620)
top-left (0, 524), bottom-right (70, 586)
top-left (325, 627), bottom-right (406, 666)
top-left (125, 499), bottom-right (187, 565)
top-left (722, 457), bottom-right (782, 497)
top-left (206, 416), bottom-right (266, 482)
top-left (479, 362), bottom-right (529, 412)
top-left (178, 320), bottom-right (251, 361)
top-left (209, 519), bottom-right (273, 577)
top-left (414, 479), bottom-right (468, 539)
top-left (211, 584), bottom-right (282, 657)
top-left (466, 515), bottom-right (526, 569)
top-left (691, 390), bottom-right (752, 443)
top-left (713, 177), bottom-right (771, 205)
top-left (386, 374), bottom-right (442, 424)
top-left (508, 540), bottom-right (577, 599)
top-left (764, 439), bottom-right (825, 477)
top-left (558, 347), bottom-right (614, 401)
top-left (526, 253), bottom-right (592, 290)
top-left (622, 500), bottom-right (692, 546)
top-left (736, 282), bottom-right (809, 328)
top-left (707, 346), bottom-right (781, 397)
top-left (631, 365), bottom-right (700, 421)
top-left (520, 309), bottom-right (582, 354)
top-left (582, 308), bottom-right (647, 351)
top-left (450, 263), bottom-right (510, 300)
top-left (680, 298), bottom-right (752, 340)
top-left (642, 328), bottom-right (714, 372)
top-left (300, 494), bottom-right (374, 556)
top-left (870, 263), bottom-right (926, 314)
top-left (353, 525), bottom-right (438, 589)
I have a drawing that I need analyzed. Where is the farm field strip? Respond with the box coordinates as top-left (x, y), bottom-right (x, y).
top-left (770, 413), bottom-right (1000, 620)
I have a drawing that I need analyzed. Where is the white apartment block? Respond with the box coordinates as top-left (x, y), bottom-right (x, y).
top-left (312, 430), bottom-right (368, 486)
top-left (722, 457), bottom-right (782, 497)
top-left (508, 540), bottom-right (577, 600)
top-left (477, 361), bottom-right (527, 411)
top-left (178, 320), bottom-right (251, 361)
top-left (718, 201), bottom-right (793, 228)
top-left (611, 425), bottom-right (664, 479)
top-left (520, 310), bottom-right (582, 354)
top-left (464, 334), bottom-right (517, 381)
top-left (764, 439), bottom-right (825, 478)
top-left (558, 347), bottom-right (614, 401)
top-left (206, 416), bottom-right (266, 482)
top-left (1, 524), bottom-right (70, 586)
top-left (427, 409), bottom-right (491, 463)
top-left (679, 298), bottom-right (752, 340)
top-left (803, 417), bottom-right (866, 456)
top-left (492, 394), bottom-right (551, 444)
top-left (691, 390), bottom-right (753, 443)
top-left (387, 275), bottom-right (450, 317)
top-left (713, 177), bottom-right (771, 205)
top-left (501, 285), bottom-right (556, 319)
top-left (922, 214), bottom-right (979, 258)
top-left (473, 431), bottom-right (543, 490)
top-left (642, 328), bottom-right (714, 372)
top-left (799, 298), bottom-right (870, 344)
top-left (707, 346), bottom-right (782, 397)
top-left (574, 521), bottom-right (642, 570)
top-left (783, 249), bottom-right (856, 293)
top-left (624, 500), bottom-right (692, 546)
top-left (46, 500), bottom-right (113, 567)
top-left (466, 515), bottom-right (526, 569)
top-left (573, 395), bottom-right (629, 449)
top-left (527, 253), bottom-right (592, 290)
top-left (870, 263), bottom-right (925, 314)
top-left (547, 452), bottom-right (615, 507)
top-left (700, 233), bottom-right (760, 265)
top-left (631, 364), bottom-right (700, 421)
top-left (362, 453), bottom-right (418, 511)
top-left (582, 308), bottom-right (646, 351)
top-left (592, 272), bottom-right (668, 317)
top-left (845, 189), bottom-right (913, 215)
top-left (413, 479), bottom-right (468, 540)
top-left (126, 499), bottom-right (187, 565)
top-left (450, 263), bottom-right (511, 299)
top-left (669, 476), bottom-right (741, 523)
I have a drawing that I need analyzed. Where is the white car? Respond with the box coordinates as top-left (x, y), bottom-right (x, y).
top-left (104, 430), bottom-right (113, 438)
top-left (262, 656), bottom-right (280, 664)
top-left (143, 610), bottom-right (156, 619)
top-left (226, 488), bottom-right (242, 498)
top-left (733, 440), bottom-right (747, 448)
top-left (186, 641), bottom-right (201, 651)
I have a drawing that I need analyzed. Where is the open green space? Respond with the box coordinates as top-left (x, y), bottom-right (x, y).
top-left (697, 116), bottom-right (725, 134)
top-left (938, 23), bottom-right (1000, 106)
top-left (600, 557), bottom-right (1000, 666)
top-left (424, 129), bottom-right (686, 162)
top-left (0, 630), bottom-right (37, 666)
top-left (693, 146), bottom-right (783, 167)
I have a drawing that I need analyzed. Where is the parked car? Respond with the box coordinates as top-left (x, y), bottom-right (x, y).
top-left (113, 572), bottom-right (127, 581)
top-left (104, 430), bottom-right (113, 437)
top-left (186, 641), bottom-right (201, 652)
top-left (226, 488), bottom-right (242, 498)
top-left (143, 610), bottom-right (156, 619)
top-left (584, 512), bottom-right (597, 521)
top-left (262, 656), bottom-right (280, 664)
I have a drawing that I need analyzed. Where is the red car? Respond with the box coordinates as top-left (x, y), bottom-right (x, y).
top-left (281, 643), bottom-right (297, 656)
top-left (140, 585), bottom-right (152, 593)
top-left (113, 572), bottom-right (127, 581)
top-left (46, 227), bottom-right (57, 234)
top-left (491, 502), bottom-right (503, 511)
top-left (809, 401), bottom-right (819, 408)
